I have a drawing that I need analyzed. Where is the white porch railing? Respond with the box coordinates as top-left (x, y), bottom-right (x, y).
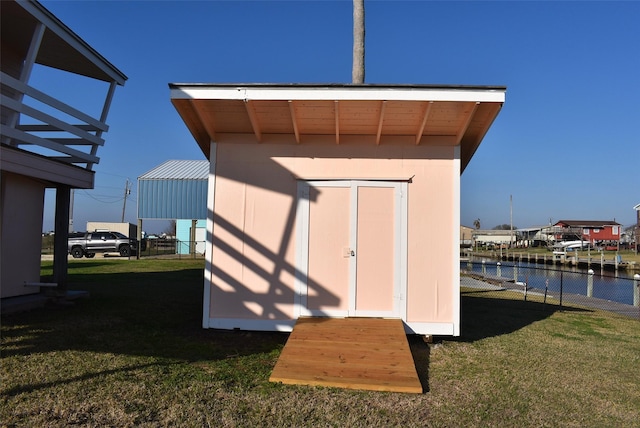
top-left (1, 70), bottom-right (112, 170)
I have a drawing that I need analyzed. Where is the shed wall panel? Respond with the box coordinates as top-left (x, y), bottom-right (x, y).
top-left (208, 143), bottom-right (458, 326)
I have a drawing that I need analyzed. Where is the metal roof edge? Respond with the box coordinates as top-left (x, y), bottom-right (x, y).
top-left (138, 159), bottom-right (209, 180)
top-left (168, 82), bottom-right (507, 90)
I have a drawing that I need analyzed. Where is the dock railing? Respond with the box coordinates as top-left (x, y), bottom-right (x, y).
top-left (461, 261), bottom-right (640, 320)
top-left (463, 249), bottom-right (638, 273)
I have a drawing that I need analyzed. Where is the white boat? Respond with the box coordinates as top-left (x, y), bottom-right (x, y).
top-left (552, 240), bottom-right (589, 251)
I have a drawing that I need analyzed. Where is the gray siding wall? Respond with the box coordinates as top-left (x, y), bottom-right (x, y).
top-left (1, 172), bottom-right (46, 298)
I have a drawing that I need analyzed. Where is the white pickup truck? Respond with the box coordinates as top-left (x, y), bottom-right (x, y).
top-left (68, 231), bottom-right (137, 258)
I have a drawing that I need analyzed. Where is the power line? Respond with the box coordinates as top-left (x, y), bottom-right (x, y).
top-left (79, 190), bottom-right (124, 204)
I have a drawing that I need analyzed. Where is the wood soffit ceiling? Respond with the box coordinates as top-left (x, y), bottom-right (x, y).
top-left (170, 85), bottom-right (505, 170)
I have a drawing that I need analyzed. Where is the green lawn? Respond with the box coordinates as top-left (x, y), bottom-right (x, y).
top-left (1, 258), bottom-right (639, 427)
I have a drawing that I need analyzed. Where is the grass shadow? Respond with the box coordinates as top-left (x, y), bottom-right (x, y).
top-left (6, 262), bottom-right (593, 398)
top-left (407, 335), bottom-right (430, 393)
top-left (1, 362), bottom-right (169, 398)
top-left (2, 267), bottom-right (288, 363)
top-left (455, 291), bottom-right (590, 343)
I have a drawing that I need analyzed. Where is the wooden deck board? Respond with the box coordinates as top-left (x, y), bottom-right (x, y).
top-left (269, 317), bottom-right (423, 393)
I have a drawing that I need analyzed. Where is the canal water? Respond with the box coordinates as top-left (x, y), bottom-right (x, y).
top-left (462, 259), bottom-right (637, 306)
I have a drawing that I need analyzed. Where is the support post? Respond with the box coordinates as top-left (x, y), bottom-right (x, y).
top-left (3, 23), bottom-right (45, 145)
top-left (634, 274), bottom-right (639, 307)
top-left (481, 260), bottom-right (486, 274)
top-left (190, 219), bottom-right (197, 258)
top-left (559, 271), bottom-right (564, 308)
top-left (53, 185), bottom-right (71, 294)
top-left (587, 269), bottom-right (594, 298)
top-left (137, 219), bottom-right (143, 260)
top-left (496, 262), bottom-right (501, 277)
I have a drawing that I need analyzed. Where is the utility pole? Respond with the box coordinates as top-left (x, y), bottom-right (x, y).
top-left (121, 179), bottom-right (131, 223)
top-left (352, 0), bottom-right (365, 84)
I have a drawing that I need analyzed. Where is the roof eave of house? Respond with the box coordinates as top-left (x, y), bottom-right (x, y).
top-left (556, 220), bottom-right (621, 226)
top-left (9, 0), bottom-right (127, 84)
top-left (169, 83), bottom-right (506, 174)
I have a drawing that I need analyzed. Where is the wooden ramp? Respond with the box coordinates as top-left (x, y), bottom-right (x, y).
top-left (269, 317), bottom-right (423, 393)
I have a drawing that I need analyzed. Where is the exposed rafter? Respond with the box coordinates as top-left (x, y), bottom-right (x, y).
top-left (460, 103), bottom-right (503, 167)
top-left (376, 100), bottom-right (387, 145)
top-left (288, 100), bottom-right (301, 144)
top-left (415, 101), bottom-right (433, 145)
top-left (334, 100), bottom-right (340, 145)
top-left (192, 100), bottom-right (217, 143)
top-left (244, 100), bottom-right (262, 142)
top-left (474, 104), bottom-right (503, 144)
top-left (456, 102), bottom-right (480, 145)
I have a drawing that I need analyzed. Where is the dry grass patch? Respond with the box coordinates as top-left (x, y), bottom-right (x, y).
top-left (1, 259), bottom-right (639, 427)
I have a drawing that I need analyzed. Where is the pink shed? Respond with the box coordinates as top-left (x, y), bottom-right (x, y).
top-left (170, 84), bottom-right (505, 336)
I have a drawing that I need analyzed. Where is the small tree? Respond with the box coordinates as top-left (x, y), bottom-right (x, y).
top-left (163, 220), bottom-right (177, 238)
top-left (493, 224), bottom-right (517, 230)
top-left (473, 218), bottom-right (481, 230)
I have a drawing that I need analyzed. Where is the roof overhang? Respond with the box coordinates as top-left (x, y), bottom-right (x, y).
top-left (1, 0), bottom-right (127, 84)
top-left (170, 83), bottom-right (505, 173)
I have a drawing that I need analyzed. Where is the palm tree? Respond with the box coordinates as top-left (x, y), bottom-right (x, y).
top-left (352, 0), bottom-right (365, 84)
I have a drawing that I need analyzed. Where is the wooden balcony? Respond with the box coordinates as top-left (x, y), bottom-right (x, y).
top-left (1, 0), bottom-right (127, 185)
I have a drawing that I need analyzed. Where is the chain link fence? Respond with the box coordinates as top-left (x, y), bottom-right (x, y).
top-left (138, 239), bottom-right (206, 259)
top-left (461, 260), bottom-right (640, 319)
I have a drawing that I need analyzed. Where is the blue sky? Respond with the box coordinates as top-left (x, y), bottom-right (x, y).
top-left (38, 0), bottom-right (639, 233)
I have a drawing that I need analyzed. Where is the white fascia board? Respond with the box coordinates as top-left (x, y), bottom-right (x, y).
top-left (170, 86), bottom-right (506, 103)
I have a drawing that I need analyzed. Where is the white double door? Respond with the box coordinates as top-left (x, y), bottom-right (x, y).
top-left (296, 180), bottom-right (407, 318)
